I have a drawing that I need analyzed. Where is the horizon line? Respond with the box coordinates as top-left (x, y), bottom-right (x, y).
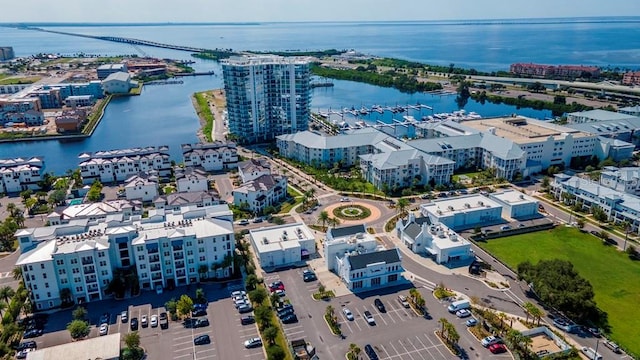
top-left (1, 15), bottom-right (640, 26)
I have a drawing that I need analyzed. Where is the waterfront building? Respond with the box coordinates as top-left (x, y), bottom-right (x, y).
top-left (181, 142), bottom-right (239, 171)
top-left (563, 114), bottom-right (640, 148)
top-left (238, 158), bottom-right (272, 183)
top-left (153, 191), bottom-right (222, 211)
top-left (566, 109), bottom-right (638, 124)
top-left (420, 194), bottom-right (504, 231)
top-left (54, 109), bottom-right (86, 133)
top-left (551, 174), bottom-right (640, 234)
top-left (510, 63), bottom-right (600, 78)
top-left (599, 166), bottom-right (640, 195)
top-left (0, 46), bottom-right (14, 61)
top-left (96, 63), bottom-right (128, 80)
top-left (101, 72), bottom-right (138, 94)
top-left (65, 95), bottom-right (95, 108)
top-left (51, 200), bottom-right (142, 225)
top-left (396, 213), bottom-right (474, 266)
top-left (15, 204), bottom-right (235, 310)
top-left (222, 55), bottom-right (311, 144)
top-left (249, 223), bottom-right (316, 269)
top-left (30, 88), bottom-right (62, 109)
top-left (175, 166), bottom-right (209, 193)
top-left (78, 146), bottom-right (172, 185)
top-left (0, 98), bottom-right (44, 126)
top-left (619, 106), bottom-right (640, 117)
top-left (0, 84), bottom-right (29, 95)
top-left (0, 156), bottom-right (45, 193)
top-left (461, 116), bottom-right (598, 171)
top-left (51, 81), bottom-right (104, 100)
top-left (124, 173), bottom-right (159, 202)
top-left (622, 71), bottom-right (640, 86)
top-left (232, 174), bottom-right (287, 214)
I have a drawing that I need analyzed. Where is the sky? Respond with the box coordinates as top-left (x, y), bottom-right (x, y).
top-left (0, 0), bottom-right (639, 23)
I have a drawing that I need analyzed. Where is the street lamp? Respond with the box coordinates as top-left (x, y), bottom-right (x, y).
top-left (594, 339), bottom-right (600, 360)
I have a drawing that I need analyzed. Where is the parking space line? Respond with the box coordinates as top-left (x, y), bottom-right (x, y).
top-left (413, 335), bottom-right (433, 360)
top-left (408, 336), bottom-right (428, 360)
top-left (174, 353), bottom-right (193, 359)
top-left (173, 340), bottom-right (193, 347)
top-left (422, 333), bottom-right (447, 359)
top-left (371, 307), bottom-right (388, 326)
top-left (341, 316), bottom-right (354, 334)
top-left (388, 341), bottom-right (402, 359)
top-left (399, 339), bottom-right (419, 360)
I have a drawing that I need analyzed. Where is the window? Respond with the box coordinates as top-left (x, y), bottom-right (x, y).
top-left (98, 252), bottom-right (105, 258)
top-left (137, 246), bottom-right (143, 252)
top-left (198, 239), bottom-right (204, 244)
top-left (164, 252), bottom-right (170, 257)
top-left (35, 294), bottom-right (40, 300)
top-left (189, 267), bottom-right (195, 273)
top-left (199, 256), bottom-right (205, 262)
top-left (41, 264), bottom-right (45, 269)
top-left (33, 285), bottom-right (38, 290)
top-left (42, 273), bottom-right (47, 279)
top-left (187, 250), bottom-right (193, 256)
top-left (140, 264), bottom-right (146, 269)
top-left (70, 259), bottom-right (78, 264)
top-left (61, 278), bottom-right (68, 284)
top-left (166, 269), bottom-right (172, 274)
top-left (58, 269), bottom-right (66, 275)
top-left (47, 292), bottom-right (51, 298)
top-left (138, 255), bottom-right (145, 261)
top-left (165, 260), bottom-right (171, 265)
top-left (75, 277), bottom-right (81, 283)
top-left (101, 270), bottom-right (108, 276)
top-left (72, 268), bottom-right (80, 274)
top-left (187, 242), bottom-right (192, 247)
top-left (198, 248), bottom-right (205, 253)
top-left (76, 287), bottom-right (83, 292)
top-left (45, 283), bottom-right (49, 288)
top-left (188, 259), bottom-right (194, 264)
top-left (213, 247), bottom-right (217, 252)
top-left (56, 259), bottom-right (64, 265)
top-left (163, 242), bottom-right (169, 248)
top-left (29, 265), bottom-right (33, 271)
top-left (99, 261), bottom-right (107, 267)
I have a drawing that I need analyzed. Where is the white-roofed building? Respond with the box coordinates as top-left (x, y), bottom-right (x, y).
top-left (15, 204), bottom-right (235, 310)
top-left (97, 63), bottom-right (128, 80)
top-left (249, 223), bottom-right (316, 269)
top-left (566, 109), bottom-right (638, 124)
top-left (124, 173), bottom-right (159, 202)
top-left (175, 166), bottom-right (209, 193)
top-left (101, 71), bottom-right (138, 94)
top-left (153, 191), bottom-right (222, 210)
top-left (421, 194), bottom-right (503, 231)
top-left (599, 166), bottom-right (640, 195)
top-left (488, 190), bottom-right (539, 220)
top-left (0, 156), bottom-right (45, 193)
top-left (233, 174), bottom-right (287, 214)
top-left (27, 333), bottom-right (121, 360)
top-left (619, 105), bottom-right (640, 117)
top-left (238, 158), bottom-right (272, 183)
top-left (181, 142), bottom-right (239, 171)
top-left (78, 146), bottom-right (171, 185)
top-left (552, 174), bottom-right (640, 234)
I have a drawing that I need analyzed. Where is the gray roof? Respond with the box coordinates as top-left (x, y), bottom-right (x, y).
top-left (568, 109), bottom-right (638, 121)
top-left (348, 249), bottom-right (401, 270)
top-left (156, 191), bottom-right (220, 206)
top-left (403, 223), bottom-right (423, 240)
top-left (277, 128), bottom-right (388, 149)
top-left (564, 117), bottom-right (640, 134)
top-left (103, 71), bottom-right (130, 82)
top-left (329, 224), bottom-right (367, 238)
top-left (408, 132), bottom-right (525, 160)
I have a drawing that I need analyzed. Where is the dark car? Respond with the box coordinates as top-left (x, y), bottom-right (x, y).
top-left (194, 318), bottom-right (210, 328)
top-left (365, 344), bottom-right (379, 360)
top-left (277, 303), bottom-right (293, 313)
top-left (194, 334), bottom-right (211, 345)
top-left (281, 314), bottom-right (298, 324)
top-left (159, 312), bottom-right (169, 329)
top-left (99, 312), bottom-right (110, 325)
top-left (277, 307), bottom-right (295, 319)
top-left (374, 298), bottom-right (386, 313)
top-left (16, 341), bottom-right (37, 351)
top-left (23, 328), bottom-right (43, 338)
top-left (192, 308), bottom-right (207, 317)
top-left (130, 317), bottom-right (139, 331)
top-left (302, 270), bottom-right (317, 282)
top-left (241, 316), bottom-right (255, 325)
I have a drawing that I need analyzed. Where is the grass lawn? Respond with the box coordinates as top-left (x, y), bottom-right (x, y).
top-left (478, 226), bottom-right (640, 357)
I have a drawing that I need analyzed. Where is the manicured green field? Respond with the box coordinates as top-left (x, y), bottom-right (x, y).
top-left (479, 226), bottom-right (640, 357)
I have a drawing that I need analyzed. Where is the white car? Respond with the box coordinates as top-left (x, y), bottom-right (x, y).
top-left (340, 197), bottom-right (350, 202)
top-left (141, 315), bottom-right (148, 327)
top-left (231, 290), bottom-right (246, 298)
top-left (397, 295), bottom-right (410, 308)
top-left (481, 335), bottom-right (502, 347)
top-left (342, 308), bottom-right (354, 321)
top-left (275, 289), bottom-right (286, 297)
top-left (99, 323), bottom-right (108, 336)
top-left (363, 310), bottom-right (375, 325)
top-left (150, 314), bottom-right (158, 328)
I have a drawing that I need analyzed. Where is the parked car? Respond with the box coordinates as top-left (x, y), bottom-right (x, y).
top-left (587, 327), bottom-right (602, 337)
top-left (241, 316), bottom-right (255, 325)
top-left (481, 336), bottom-right (502, 347)
top-left (234, 298), bottom-right (250, 309)
top-left (99, 323), bottom-right (108, 336)
top-left (194, 334), bottom-right (211, 345)
top-left (489, 343), bottom-right (507, 354)
top-left (277, 307), bottom-right (295, 318)
top-left (275, 289), bottom-right (286, 297)
top-left (364, 344), bottom-right (379, 360)
top-left (130, 317), bottom-right (138, 330)
top-left (364, 310), bottom-right (375, 325)
top-left (194, 318), bottom-right (209, 328)
top-left (23, 329), bottom-right (43, 339)
top-left (141, 315), bottom-right (148, 328)
top-left (239, 219), bottom-right (249, 226)
top-left (231, 290), bottom-right (247, 298)
top-left (302, 270), bottom-right (317, 282)
top-left (342, 308), bottom-right (354, 321)
top-left (16, 341), bottom-right (36, 351)
top-left (340, 197), bottom-right (350, 202)
top-left (456, 309), bottom-right (472, 318)
top-left (269, 281), bottom-right (285, 292)
top-left (120, 311), bottom-right (128, 323)
top-left (159, 312), bottom-right (168, 329)
top-left (281, 314), bottom-right (298, 324)
top-left (99, 312), bottom-right (110, 325)
top-left (465, 318), bottom-right (478, 327)
top-left (150, 315), bottom-right (158, 328)
top-left (500, 225), bottom-right (511, 231)
top-left (397, 295), bottom-right (410, 308)
top-left (238, 304), bottom-right (253, 313)
top-left (277, 303), bottom-right (293, 313)
top-left (16, 348), bottom-right (35, 359)
top-left (252, 217), bottom-right (263, 223)
top-left (192, 308), bottom-right (207, 317)
top-left (374, 298), bottom-right (386, 313)
top-left (244, 337), bottom-right (263, 349)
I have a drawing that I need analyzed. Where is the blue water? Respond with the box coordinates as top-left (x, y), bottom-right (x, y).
top-left (0, 18), bottom-right (637, 174)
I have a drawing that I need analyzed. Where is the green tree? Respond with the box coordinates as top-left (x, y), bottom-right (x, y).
top-left (249, 288), bottom-right (268, 305)
top-left (266, 344), bottom-right (286, 360)
top-left (124, 331), bottom-right (141, 349)
top-left (254, 304), bottom-right (272, 329)
top-left (318, 210), bottom-right (330, 231)
top-left (245, 274), bottom-right (260, 291)
top-left (0, 286), bottom-right (15, 303)
top-left (72, 306), bottom-right (87, 320)
top-left (195, 288), bottom-right (206, 304)
top-left (269, 292), bottom-right (281, 308)
top-left (397, 198), bottom-right (410, 215)
top-left (48, 189), bottom-right (67, 206)
top-left (263, 326), bottom-right (278, 345)
top-left (12, 267), bottom-right (22, 281)
top-left (67, 319), bottom-right (90, 339)
top-left (176, 294), bottom-right (194, 319)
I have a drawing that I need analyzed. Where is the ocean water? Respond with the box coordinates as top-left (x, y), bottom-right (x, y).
top-left (0, 18), bottom-right (636, 173)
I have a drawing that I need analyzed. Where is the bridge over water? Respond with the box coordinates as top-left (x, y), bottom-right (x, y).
top-left (24, 27), bottom-right (209, 53)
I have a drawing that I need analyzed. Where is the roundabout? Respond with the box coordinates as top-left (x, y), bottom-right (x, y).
top-left (322, 199), bottom-right (384, 225)
top-left (332, 204), bottom-right (371, 220)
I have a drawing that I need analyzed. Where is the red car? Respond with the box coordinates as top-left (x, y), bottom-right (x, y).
top-left (489, 343), bottom-right (507, 354)
top-left (269, 281), bottom-right (285, 292)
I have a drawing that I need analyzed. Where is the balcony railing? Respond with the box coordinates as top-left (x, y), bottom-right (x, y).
top-left (150, 265), bottom-right (161, 272)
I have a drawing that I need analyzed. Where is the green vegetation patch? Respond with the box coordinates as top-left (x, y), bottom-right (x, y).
top-left (479, 226), bottom-right (640, 357)
top-left (332, 204), bottom-right (371, 220)
top-left (0, 76), bottom-right (41, 85)
top-left (193, 91), bottom-right (214, 142)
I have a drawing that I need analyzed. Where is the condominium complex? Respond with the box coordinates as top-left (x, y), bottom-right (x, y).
top-left (622, 71), bottom-right (640, 86)
top-left (0, 46), bottom-right (14, 61)
top-left (181, 142), bottom-right (239, 172)
top-left (222, 55), bottom-right (311, 144)
top-left (78, 146), bottom-right (172, 185)
top-left (551, 174), bottom-right (640, 234)
top-left (0, 156), bottom-right (45, 193)
top-left (599, 166), bottom-right (640, 195)
top-left (96, 63), bottom-right (128, 80)
top-left (0, 98), bottom-right (44, 126)
top-left (509, 63), bottom-right (600, 78)
top-left (566, 109), bottom-right (638, 124)
top-left (16, 204), bottom-right (235, 310)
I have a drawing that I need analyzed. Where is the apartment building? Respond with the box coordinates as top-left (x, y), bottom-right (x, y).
top-left (124, 173), bottom-right (159, 202)
top-left (65, 95), bottom-right (95, 108)
top-left (181, 142), bottom-right (239, 172)
top-left (78, 146), bottom-right (172, 185)
top-left (566, 109), bottom-right (638, 124)
top-left (510, 63), bottom-right (600, 78)
top-left (54, 109), bottom-right (86, 133)
top-left (175, 167), bottom-right (209, 193)
top-left (233, 174), bottom-right (288, 214)
top-left (551, 174), bottom-right (640, 234)
top-left (0, 46), bottom-right (14, 61)
top-left (15, 204), bottom-right (235, 310)
top-left (0, 98), bottom-right (44, 126)
top-left (101, 72), bottom-right (138, 94)
top-left (599, 166), bottom-right (640, 195)
top-left (222, 55), bottom-right (311, 144)
top-left (0, 156), bottom-right (45, 193)
top-left (622, 71), bottom-right (640, 86)
top-left (249, 223), bottom-right (316, 268)
top-left (238, 158), bottom-right (272, 183)
top-left (420, 194), bottom-right (504, 231)
top-left (97, 63), bottom-right (128, 80)
top-left (153, 191), bottom-right (222, 211)
top-left (564, 115), bottom-right (640, 148)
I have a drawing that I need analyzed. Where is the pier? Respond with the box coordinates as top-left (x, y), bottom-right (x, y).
top-left (174, 71), bottom-right (216, 77)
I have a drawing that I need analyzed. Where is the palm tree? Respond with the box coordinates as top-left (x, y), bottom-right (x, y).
top-left (0, 286), bottom-right (15, 303)
top-left (0, 301), bottom-right (6, 317)
top-left (318, 211), bottom-right (330, 231)
top-left (264, 326), bottom-right (278, 345)
top-left (523, 302), bottom-right (535, 324)
top-left (438, 318), bottom-right (448, 340)
top-left (528, 304), bottom-right (544, 326)
top-left (6, 203), bottom-right (17, 218)
top-left (12, 267), bottom-right (22, 281)
top-left (397, 198), bottom-right (410, 215)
